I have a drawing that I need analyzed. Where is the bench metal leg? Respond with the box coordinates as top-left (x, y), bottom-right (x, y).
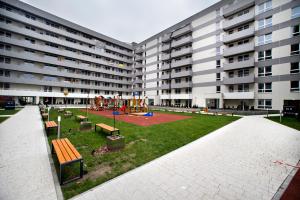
top-left (80, 159), bottom-right (83, 178)
top-left (59, 164), bottom-right (63, 185)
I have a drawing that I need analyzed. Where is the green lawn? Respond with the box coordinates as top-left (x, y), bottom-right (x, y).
top-left (0, 117), bottom-right (9, 123)
top-left (267, 116), bottom-right (300, 131)
top-left (48, 109), bottom-right (239, 199)
top-left (0, 109), bottom-right (20, 115)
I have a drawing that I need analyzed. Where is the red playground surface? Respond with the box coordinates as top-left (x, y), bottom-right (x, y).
top-left (85, 110), bottom-right (192, 126)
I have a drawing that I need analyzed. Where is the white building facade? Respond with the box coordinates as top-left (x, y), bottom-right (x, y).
top-left (0, 0), bottom-right (300, 110)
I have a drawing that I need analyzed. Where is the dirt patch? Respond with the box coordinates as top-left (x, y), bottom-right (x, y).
top-left (122, 163), bottom-right (132, 171)
top-left (79, 164), bottom-right (112, 182)
top-left (126, 138), bottom-right (147, 148)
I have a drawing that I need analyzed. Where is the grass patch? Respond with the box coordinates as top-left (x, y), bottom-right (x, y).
top-left (48, 109), bottom-right (239, 199)
top-left (0, 117), bottom-right (9, 123)
top-left (267, 116), bottom-right (300, 131)
top-left (0, 109), bottom-right (20, 115)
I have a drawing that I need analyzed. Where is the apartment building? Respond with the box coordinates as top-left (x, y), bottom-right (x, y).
top-left (0, 0), bottom-right (299, 110)
top-left (134, 0), bottom-right (300, 110)
top-left (0, 0), bottom-right (133, 105)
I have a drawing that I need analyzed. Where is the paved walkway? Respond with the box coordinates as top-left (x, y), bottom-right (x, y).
top-left (72, 116), bottom-right (300, 200)
top-left (0, 106), bottom-right (59, 200)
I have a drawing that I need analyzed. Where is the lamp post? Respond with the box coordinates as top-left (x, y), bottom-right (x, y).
top-left (86, 91), bottom-right (90, 118)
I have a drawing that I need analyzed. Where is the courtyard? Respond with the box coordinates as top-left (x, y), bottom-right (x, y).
top-left (0, 106), bottom-right (299, 200)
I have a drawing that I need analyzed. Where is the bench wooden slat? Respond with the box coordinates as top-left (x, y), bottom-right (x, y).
top-left (64, 138), bottom-right (82, 160)
top-left (56, 140), bottom-right (72, 163)
top-left (60, 139), bottom-right (78, 161)
top-left (96, 123), bottom-right (119, 131)
top-left (45, 121), bottom-right (57, 128)
top-left (52, 140), bottom-right (67, 164)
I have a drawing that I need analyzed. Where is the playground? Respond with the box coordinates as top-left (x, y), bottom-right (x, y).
top-left (85, 109), bottom-right (191, 126)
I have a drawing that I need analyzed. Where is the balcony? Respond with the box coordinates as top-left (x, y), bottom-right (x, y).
top-left (223, 26), bottom-right (255, 43)
top-left (0, 76), bottom-right (131, 92)
top-left (0, 9), bottom-right (133, 57)
top-left (134, 79), bottom-right (143, 84)
top-left (224, 58), bottom-right (254, 71)
top-left (223, 9), bottom-right (255, 30)
top-left (161, 73), bottom-right (171, 79)
top-left (171, 70), bottom-right (193, 78)
top-left (162, 44), bottom-right (171, 52)
top-left (161, 54), bottom-right (171, 61)
top-left (171, 36), bottom-right (192, 48)
top-left (171, 58), bottom-right (192, 68)
top-left (223, 0), bottom-right (255, 17)
top-left (135, 63), bottom-right (143, 69)
top-left (0, 36), bottom-right (133, 70)
top-left (223, 91), bottom-right (255, 99)
top-left (135, 47), bottom-right (144, 53)
top-left (134, 71), bottom-right (143, 76)
top-left (162, 34), bottom-right (171, 42)
top-left (223, 42), bottom-right (254, 57)
top-left (171, 82), bottom-right (193, 88)
top-left (160, 94), bottom-right (193, 100)
top-left (171, 47), bottom-right (192, 58)
top-left (223, 74), bottom-right (255, 85)
top-left (172, 25), bottom-right (192, 38)
top-left (161, 63), bottom-right (171, 70)
top-left (161, 84), bottom-right (171, 90)
top-left (0, 50), bottom-right (133, 78)
top-left (135, 55), bottom-right (143, 61)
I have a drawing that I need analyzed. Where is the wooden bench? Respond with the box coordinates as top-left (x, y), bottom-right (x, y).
top-left (75, 115), bottom-right (88, 122)
top-left (95, 123), bottom-right (120, 135)
top-left (45, 121), bottom-right (57, 134)
top-left (51, 138), bottom-right (83, 185)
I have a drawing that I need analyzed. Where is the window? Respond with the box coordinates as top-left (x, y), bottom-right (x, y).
top-left (216, 73), bottom-right (221, 81)
top-left (237, 39), bottom-right (249, 45)
top-left (238, 69), bottom-right (249, 77)
top-left (229, 71), bottom-right (234, 78)
top-left (238, 54), bottom-right (249, 62)
top-left (258, 17), bottom-right (272, 29)
top-left (258, 99), bottom-right (272, 109)
top-left (258, 66), bottom-right (272, 76)
top-left (291, 81), bottom-right (299, 92)
top-left (291, 44), bottom-right (300, 55)
top-left (258, 33), bottom-right (272, 45)
top-left (292, 6), bottom-right (300, 19)
top-left (258, 82), bottom-right (272, 93)
top-left (258, 50), bottom-right (272, 61)
top-left (216, 86), bottom-right (221, 93)
top-left (293, 25), bottom-right (300, 36)
top-left (216, 60), bottom-right (221, 68)
top-left (291, 62), bottom-right (300, 74)
top-left (238, 84), bottom-right (249, 92)
top-left (258, 0), bottom-right (272, 14)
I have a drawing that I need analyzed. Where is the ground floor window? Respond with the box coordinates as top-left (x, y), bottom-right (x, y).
top-left (291, 81), bottom-right (299, 92)
top-left (258, 99), bottom-right (272, 109)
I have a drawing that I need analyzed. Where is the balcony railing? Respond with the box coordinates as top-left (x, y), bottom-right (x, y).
top-left (171, 36), bottom-right (193, 48)
top-left (223, 9), bottom-right (255, 30)
top-left (171, 70), bottom-right (192, 78)
top-left (223, 91), bottom-right (255, 99)
top-left (223, 42), bottom-right (254, 57)
top-left (171, 47), bottom-right (192, 58)
top-left (223, 58), bottom-right (254, 71)
top-left (223, 26), bottom-right (255, 43)
top-left (171, 58), bottom-right (192, 68)
top-left (223, 74), bottom-right (255, 85)
top-left (172, 25), bottom-right (192, 38)
top-left (223, 0), bottom-right (255, 17)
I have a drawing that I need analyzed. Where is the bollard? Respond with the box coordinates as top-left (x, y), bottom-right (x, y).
top-left (57, 116), bottom-right (61, 139)
top-left (47, 107), bottom-right (50, 122)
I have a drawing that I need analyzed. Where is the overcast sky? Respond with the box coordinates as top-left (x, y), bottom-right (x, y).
top-left (20, 0), bottom-right (220, 43)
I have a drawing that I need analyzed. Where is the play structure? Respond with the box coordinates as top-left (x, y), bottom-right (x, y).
top-left (90, 96), bottom-right (152, 116)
